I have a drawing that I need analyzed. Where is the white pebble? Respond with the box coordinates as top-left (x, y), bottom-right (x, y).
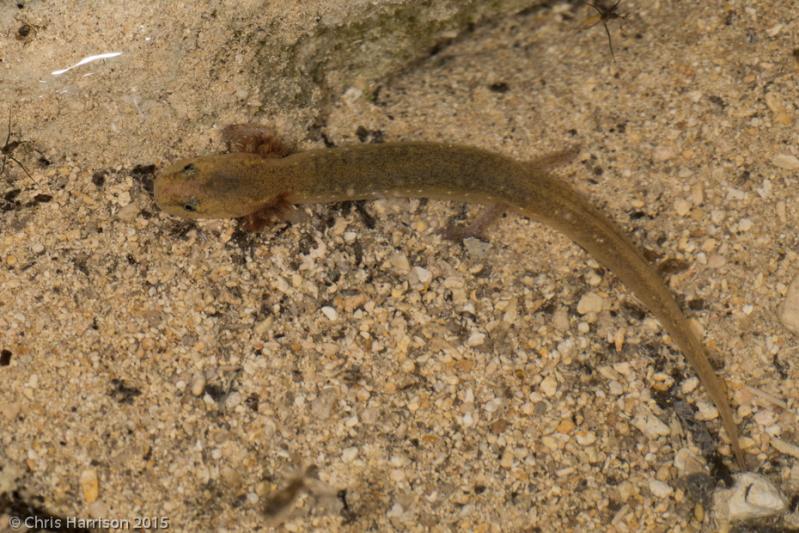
top-left (540, 376), bottom-right (558, 397)
top-left (632, 410), bottom-right (670, 438)
top-left (410, 266), bottom-right (432, 288)
top-left (695, 401), bottom-right (719, 421)
top-left (680, 376), bottom-right (699, 394)
top-left (780, 275), bottom-right (799, 335)
top-left (389, 253), bottom-right (410, 275)
top-left (714, 473), bottom-right (788, 522)
top-left (467, 332), bottom-right (486, 347)
top-left (674, 448), bottom-right (705, 475)
top-left (753, 409), bottom-right (776, 427)
top-left (674, 199), bottom-right (691, 216)
top-left (576, 430), bottom-right (597, 446)
top-left (772, 154), bottom-right (799, 170)
top-left (342, 447), bottom-right (359, 462)
top-left (553, 307), bottom-right (570, 331)
top-left (464, 237), bottom-right (490, 258)
top-left (648, 479), bottom-right (673, 498)
top-left (577, 292), bottom-right (605, 314)
top-left (321, 306), bottom-right (338, 321)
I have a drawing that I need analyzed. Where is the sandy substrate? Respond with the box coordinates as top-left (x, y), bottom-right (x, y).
top-left (1, 0), bottom-right (799, 531)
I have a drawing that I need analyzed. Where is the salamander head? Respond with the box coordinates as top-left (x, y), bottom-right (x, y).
top-left (154, 153), bottom-right (265, 219)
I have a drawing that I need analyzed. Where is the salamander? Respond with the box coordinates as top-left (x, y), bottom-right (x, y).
top-left (154, 126), bottom-right (745, 467)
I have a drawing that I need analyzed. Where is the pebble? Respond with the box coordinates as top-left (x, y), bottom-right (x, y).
top-left (463, 237), bottom-right (490, 258)
top-left (674, 199), bottom-right (691, 216)
top-left (80, 468), bottom-right (100, 503)
top-left (753, 409), bottom-right (776, 427)
top-left (653, 145), bottom-right (676, 161)
top-left (575, 430), bottom-right (596, 446)
top-left (707, 254), bottom-right (726, 269)
top-left (771, 437), bottom-right (799, 459)
top-left (190, 373), bottom-right (206, 397)
top-left (577, 292), bottom-right (605, 314)
top-left (539, 376), bottom-right (558, 397)
top-left (321, 306), bottom-right (338, 321)
top-left (714, 473), bottom-right (788, 522)
top-left (0, 463), bottom-right (22, 493)
top-left (342, 447), bottom-right (358, 462)
top-left (117, 203), bottom-right (139, 221)
top-left (673, 449), bottom-right (705, 476)
top-left (608, 380), bottom-right (624, 396)
top-left (648, 479), bottom-right (673, 499)
top-left (552, 307), bottom-right (570, 331)
top-left (694, 401), bottom-right (719, 421)
top-left (389, 252), bottom-right (411, 275)
top-left (772, 154), bottom-right (799, 170)
top-left (780, 275), bottom-right (799, 335)
top-left (467, 332), bottom-right (486, 347)
top-left (680, 376), bottom-right (699, 394)
top-left (410, 266), bottom-right (432, 289)
top-left (632, 410), bottom-right (670, 438)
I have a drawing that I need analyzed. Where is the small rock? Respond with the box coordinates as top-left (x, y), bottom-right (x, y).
top-left (117, 203), bottom-right (139, 221)
top-left (577, 292), bottom-right (605, 314)
top-left (714, 473), bottom-right (788, 522)
top-left (463, 237), bottom-right (490, 258)
top-left (695, 401), bottom-right (719, 421)
top-left (772, 154), bottom-right (799, 170)
top-left (552, 307), bottom-right (570, 331)
top-left (771, 437), bottom-right (799, 459)
top-left (190, 373), bottom-right (206, 397)
top-left (632, 410), bottom-right (670, 438)
top-left (753, 409), bottom-right (776, 427)
top-left (674, 448), bottom-right (705, 475)
top-left (648, 479), bottom-right (673, 498)
top-left (707, 254), bottom-right (726, 269)
top-left (653, 145), bottom-right (676, 161)
top-left (781, 275), bottom-right (799, 335)
top-left (342, 447), bottom-right (358, 462)
top-left (0, 463), bottom-right (23, 493)
top-left (80, 468), bottom-right (100, 503)
top-left (674, 199), bottom-right (691, 216)
top-left (467, 332), bottom-right (486, 347)
top-left (575, 430), bottom-right (597, 445)
top-left (681, 376), bottom-right (699, 394)
top-left (321, 306), bottom-right (338, 321)
top-left (389, 253), bottom-right (410, 275)
top-left (556, 419), bottom-right (575, 434)
top-left (540, 376), bottom-right (558, 397)
top-left (410, 266), bottom-right (432, 289)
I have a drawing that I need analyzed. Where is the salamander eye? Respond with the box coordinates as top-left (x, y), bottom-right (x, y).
top-left (182, 163), bottom-right (197, 175)
top-left (183, 198), bottom-right (199, 212)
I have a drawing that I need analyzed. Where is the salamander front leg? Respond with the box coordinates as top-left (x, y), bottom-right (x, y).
top-left (238, 192), bottom-right (304, 232)
top-left (222, 123), bottom-right (295, 158)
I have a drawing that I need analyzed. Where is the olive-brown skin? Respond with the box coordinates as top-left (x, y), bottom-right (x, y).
top-left (155, 141), bottom-right (744, 467)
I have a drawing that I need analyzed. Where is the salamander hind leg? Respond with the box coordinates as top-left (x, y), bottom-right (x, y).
top-left (442, 204), bottom-right (506, 242)
top-left (222, 124), bottom-right (295, 158)
top-left (525, 145), bottom-right (582, 170)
